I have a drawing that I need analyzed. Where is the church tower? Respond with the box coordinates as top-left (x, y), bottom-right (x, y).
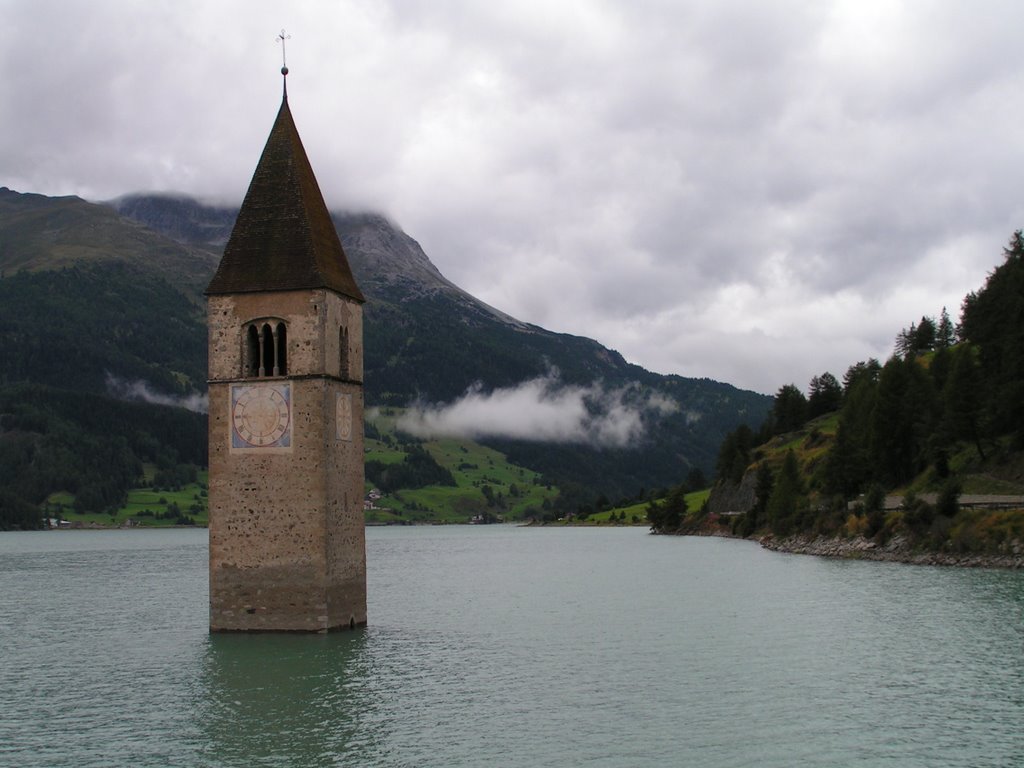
top-left (206, 71), bottom-right (366, 632)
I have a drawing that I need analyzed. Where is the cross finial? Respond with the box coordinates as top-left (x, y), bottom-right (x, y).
top-left (277, 29), bottom-right (291, 72)
top-left (277, 29), bottom-right (291, 97)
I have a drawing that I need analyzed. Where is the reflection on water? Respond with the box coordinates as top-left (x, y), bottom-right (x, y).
top-left (198, 632), bottom-right (377, 766)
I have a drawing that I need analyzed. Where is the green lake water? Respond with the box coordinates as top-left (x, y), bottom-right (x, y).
top-left (1, 526), bottom-right (1022, 767)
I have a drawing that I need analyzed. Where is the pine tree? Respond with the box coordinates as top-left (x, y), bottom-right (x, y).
top-left (936, 306), bottom-right (955, 348)
top-left (960, 231), bottom-right (1024, 443)
top-left (752, 461), bottom-right (774, 523)
top-left (943, 344), bottom-right (986, 460)
top-left (822, 359), bottom-right (881, 496)
top-left (870, 357), bottom-right (929, 486)
top-left (913, 316), bottom-right (937, 353)
top-left (895, 323), bottom-right (916, 358)
top-left (647, 485), bottom-right (688, 533)
top-left (766, 450), bottom-right (804, 536)
top-left (842, 359), bottom-right (881, 394)
top-left (808, 372), bottom-right (842, 418)
top-left (715, 424), bottom-right (754, 484)
top-left (771, 384), bottom-right (809, 434)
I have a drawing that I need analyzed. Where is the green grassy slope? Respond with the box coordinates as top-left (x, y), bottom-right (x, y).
top-left (48, 468), bottom-right (210, 528)
top-left (364, 409), bottom-right (559, 524)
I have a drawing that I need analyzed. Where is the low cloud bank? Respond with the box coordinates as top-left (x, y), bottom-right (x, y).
top-left (397, 374), bottom-right (677, 448)
top-left (105, 373), bottom-right (208, 413)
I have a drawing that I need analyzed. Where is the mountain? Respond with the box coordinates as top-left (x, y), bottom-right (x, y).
top-left (0, 188), bottom-right (209, 396)
top-left (115, 193), bottom-right (767, 395)
top-left (0, 187), bottom-right (772, 520)
top-left (1, 188), bottom-right (219, 297)
top-left (0, 189), bottom-right (211, 527)
top-left (114, 192), bottom-right (773, 497)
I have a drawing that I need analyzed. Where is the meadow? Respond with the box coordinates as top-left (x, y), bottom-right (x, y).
top-left (46, 467), bottom-right (209, 527)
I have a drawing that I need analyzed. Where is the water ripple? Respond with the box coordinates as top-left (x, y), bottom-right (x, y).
top-left (1, 528), bottom-right (1022, 767)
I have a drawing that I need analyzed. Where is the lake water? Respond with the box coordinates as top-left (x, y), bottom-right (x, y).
top-left (1, 526), bottom-right (1022, 767)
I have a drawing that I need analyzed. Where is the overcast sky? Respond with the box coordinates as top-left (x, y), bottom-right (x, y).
top-left (5, 0), bottom-right (1024, 396)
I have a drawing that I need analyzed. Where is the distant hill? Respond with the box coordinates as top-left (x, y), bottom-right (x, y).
top-left (0, 188), bottom-right (218, 297)
top-left (0, 186), bottom-right (772, 524)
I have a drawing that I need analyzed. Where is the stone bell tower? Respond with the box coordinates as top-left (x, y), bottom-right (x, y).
top-left (206, 69), bottom-right (366, 632)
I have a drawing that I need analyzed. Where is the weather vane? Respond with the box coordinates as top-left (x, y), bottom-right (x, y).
top-left (277, 29), bottom-right (291, 96)
top-left (277, 29), bottom-right (291, 73)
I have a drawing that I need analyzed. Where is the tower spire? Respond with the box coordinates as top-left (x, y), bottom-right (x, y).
top-left (206, 61), bottom-right (364, 301)
top-left (277, 29), bottom-right (291, 98)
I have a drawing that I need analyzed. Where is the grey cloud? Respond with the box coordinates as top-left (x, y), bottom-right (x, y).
top-left (105, 374), bottom-right (208, 414)
top-left (397, 374), bottom-right (677, 448)
top-left (5, 0), bottom-right (1024, 395)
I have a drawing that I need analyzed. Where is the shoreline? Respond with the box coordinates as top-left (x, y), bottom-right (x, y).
top-left (758, 532), bottom-right (1024, 569)
top-left (24, 523), bottom-right (1024, 568)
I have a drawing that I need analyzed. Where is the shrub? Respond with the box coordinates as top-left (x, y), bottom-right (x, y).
top-left (844, 513), bottom-right (868, 538)
top-left (949, 518), bottom-right (983, 553)
top-left (902, 494), bottom-right (935, 536)
top-left (865, 508), bottom-right (886, 540)
top-left (863, 484), bottom-right (886, 514)
top-left (936, 478), bottom-right (962, 518)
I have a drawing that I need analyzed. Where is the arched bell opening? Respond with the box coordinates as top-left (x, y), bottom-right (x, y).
top-left (243, 318), bottom-right (288, 378)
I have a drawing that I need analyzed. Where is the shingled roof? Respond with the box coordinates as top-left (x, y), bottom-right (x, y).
top-left (206, 95), bottom-right (364, 301)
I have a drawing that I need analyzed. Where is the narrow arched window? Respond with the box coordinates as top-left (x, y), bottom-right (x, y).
top-left (276, 322), bottom-right (288, 375)
top-left (261, 324), bottom-right (275, 376)
top-left (243, 318), bottom-right (288, 378)
top-left (246, 325), bottom-right (260, 377)
top-left (339, 325), bottom-right (349, 379)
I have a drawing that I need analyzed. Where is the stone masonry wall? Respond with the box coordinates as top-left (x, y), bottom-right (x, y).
top-left (208, 290), bottom-right (365, 632)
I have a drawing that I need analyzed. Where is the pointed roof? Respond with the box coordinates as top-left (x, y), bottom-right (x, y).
top-left (206, 96), bottom-right (364, 301)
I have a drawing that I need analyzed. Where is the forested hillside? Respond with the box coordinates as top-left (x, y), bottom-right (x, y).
top-left (0, 263), bottom-right (206, 395)
top-left (0, 190), bottom-right (213, 528)
top-left (117, 194), bottom-right (772, 508)
top-left (651, 232), bottom-right (1024, 559)
top-left (0, 385), bottom-right (205, 527)
top-left (0, 188), bottom-right (771, 528)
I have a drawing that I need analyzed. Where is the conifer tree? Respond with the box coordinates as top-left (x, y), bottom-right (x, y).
top-left (943, 344), bottom-right (986, 460)
top-left (715, 424), bottom-right (754, 484)
top-left (766, 450), bottom-right (804, 536)
top-left (771, 384), bottom-right (809, 434)
top-left (936, 306), bottom-right (955, 348)
top-left (870, 356), bottom-right (937, 485)
top-left (822, 359), bottom-right (880, 497)
top-left (960, 230), bottom-right (1024, 443)
top-left (808, 372), bottom-right (842, 418)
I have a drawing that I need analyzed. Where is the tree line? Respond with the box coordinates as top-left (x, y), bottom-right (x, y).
top-left (653, 231), bottom-right (1024, 541)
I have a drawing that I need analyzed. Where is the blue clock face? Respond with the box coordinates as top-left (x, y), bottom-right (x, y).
top-left (231, 383), bottom-right (291, 449)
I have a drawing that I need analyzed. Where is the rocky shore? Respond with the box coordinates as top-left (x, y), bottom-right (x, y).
top-left (759, 533), bottom-right (1024, 569)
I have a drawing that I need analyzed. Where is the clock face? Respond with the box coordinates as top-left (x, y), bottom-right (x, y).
top-left (336, 392), bottom-right (352, 441)
top-left (230, 383), bottom-right (291, 450)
